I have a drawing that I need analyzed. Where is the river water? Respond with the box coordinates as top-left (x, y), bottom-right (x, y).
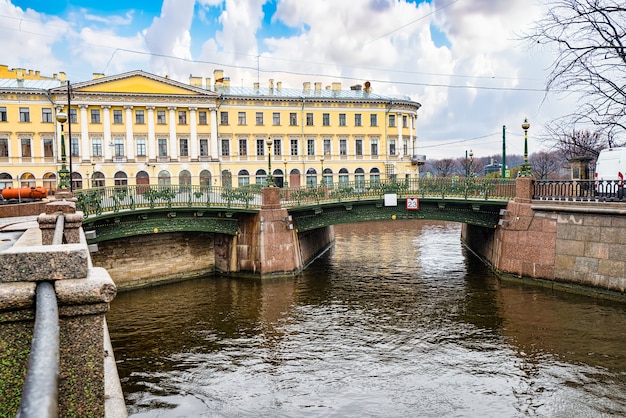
top-left (107, 220), bottom-right (626, 417)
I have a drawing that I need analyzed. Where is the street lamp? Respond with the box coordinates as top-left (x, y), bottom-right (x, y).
top-left (283, 160), bottom-right (288, 187)
top-left (320, 156), bottom-right (324, 186)
top-left (469, 150), bottom-right (474, 177)
top-left (520, 117), bottom-right (532, 177)
top-left (55, 111), bottom-right (70, 190)
top-left (266, 137), bottom-right (274, 187)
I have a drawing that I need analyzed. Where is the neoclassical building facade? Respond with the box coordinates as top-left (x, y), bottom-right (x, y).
top-left (0, 66), bottom-right (422, 192)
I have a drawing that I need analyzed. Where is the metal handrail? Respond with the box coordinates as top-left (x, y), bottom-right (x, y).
top-left (534, 179), bottom-right (626, 202)
top-left (17, 215), bottom-right (63, 417)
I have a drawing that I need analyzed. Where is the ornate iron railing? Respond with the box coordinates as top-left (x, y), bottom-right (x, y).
top-left (534, 179), bottom-right (626, 202)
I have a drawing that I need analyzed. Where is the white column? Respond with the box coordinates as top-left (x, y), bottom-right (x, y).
top-left (397, 112), bottom-right (404, 159)
top-left (168, 107), bottom-right (177, 160)
top-left (210, 107), bottom-right (218, 158)
top-left (79, 105), bottom-right (89, 159)
top-left (147, 106), bottom-right (156, 160)
top-left (412, 115), bottom-right (417, 157)
top-left (124, 106), bottom-right (134, 160)
top-left (189, 107), bottom-right (198, 159)
top-left (102, 106), bottom-right (112, 159)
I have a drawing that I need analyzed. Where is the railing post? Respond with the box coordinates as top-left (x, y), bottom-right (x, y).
top-left (515, 177), bottom-right (535, 203)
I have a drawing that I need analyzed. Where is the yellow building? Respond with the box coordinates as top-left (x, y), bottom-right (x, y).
top-left (0, 66), bottom-right (422, 193)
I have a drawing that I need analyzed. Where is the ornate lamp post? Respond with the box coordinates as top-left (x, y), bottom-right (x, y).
top-left (283, 160), bottom-right (288, 187)
top-left (266, 137), bottom-right (274, 187)
top-left (55, 111), bottom-right (70, 190)
top-left (520, 117), bottom-right (532, 177)
top-left (469, 150), bottom-right (474, 177)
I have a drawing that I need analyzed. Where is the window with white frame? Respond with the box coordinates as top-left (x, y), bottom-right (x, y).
top-left (113, 110), bottom-right (123, 124)
top-left (290, 112), bottom-right (297, 126)
top-left (322, 113), bottom-right (330, 126)
top-left (354, 114), bottom-right (362, 127)
top-left (19, 107), bottom-right (30, 122)
top-left (198, 111), bottom-right (207, 125)
top-left (239, 138), bottom-right (247, 156)
top-left (256, 139), bottom-right (265, 156)
top-left (221, 138), bottom-right (230, 156)
top-left (389, 114), bottom-right (396, 127)
top-left (0, 107), bottom-right (7, 122)
top-left (179, 138), bottom-right (189, 157)
top-left (355, 138), bottom-right (363, 156)
top-left (21, 138), bottom-right (31, 157)
top-left (0, 138), bottom-right (7, 157)
top-left (199, 139), bottom-right (209, 156)
top-left (307, 138), bottom-right (315, 156)
top-left (339, 113), bottom-right (346, 126)
top-left (178, 110), bottom-right (187, 124)
top-left (135, 110), bottom-right (145, 124)
top-left (256, 112), bottom-right (263, 125)
top-left (371, 138), bottom-right (378, 156)
top-left (273, 112), bottom-right (280, 125)
top-left (136, 138), bottom-right (147, 156)
top-left (91, 109), bottom-right (101, 123)
top-left (238, 112), bottom-right (246, 125)
top-left (339, 139), bottom-right (347, 156)
top-left (157, 110), bottom-right (166, 124)
top-left (92, 138), bottom-right (102, 157)
top-left (42, 108), bottom-right (52, 123)
top-left (306, 113), bottom-right (313, 126)
top-left (158, 138), bottom-right (168, 156)
top-left (290, 139), bottom-right (298, 156)
top-left (323, 138), bottom-right (331, 156)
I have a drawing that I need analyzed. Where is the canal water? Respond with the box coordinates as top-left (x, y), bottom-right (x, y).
top-left (107, 220), bottom-right (626, 417)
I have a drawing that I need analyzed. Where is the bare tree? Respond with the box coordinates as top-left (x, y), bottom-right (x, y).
top-left (542, 125), bottom-right (610, 160)
top-left (432, 158), bottom-right (458, 177)
top-left (530, 150), bottom-right (563, 179)
top-left (525, 0), bottom-right (626, 138)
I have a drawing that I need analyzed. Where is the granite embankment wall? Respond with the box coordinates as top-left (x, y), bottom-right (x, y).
top-left (463, 200), bottom-right (626, 294)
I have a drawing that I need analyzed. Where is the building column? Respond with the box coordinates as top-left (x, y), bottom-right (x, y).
top-left (124, 106), bottom-right (134, 160)
top-left (397, 112), bottom-right (404, 159)
top-left (146, 106), bottom-right (156, 160)
top-left (210, 107), bottom-right (218, 158)
top-left (79, 105), bottom-right (89, 160)
top-left (168, 107), bottom-right (177, 160)
top-left (102, 106), bottom-right (112, 160)
top-left (189, 107), bottom-right (198, 159)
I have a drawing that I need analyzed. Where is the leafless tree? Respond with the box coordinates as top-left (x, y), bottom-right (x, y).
top-left (530, 150), bottom-right (563, 179)
top-left (432, 158), bottom-right (458, 177)
top-left (525, 0), bottom-right (626, 139)
top-left (542, 125), bottom-right (610, 160)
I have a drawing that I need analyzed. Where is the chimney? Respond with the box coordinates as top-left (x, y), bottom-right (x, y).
top-left (15, 68), bottom-right (25, 81)
top-left (314, 82), bottom-right (322, 91)
top-left (269, 79), bottom-right (274, 89)
top-left (350, 84), bottom-right (362, 91)
top-left (59, 72), bottom-right (67, 82)
top-left (254, 82), bottom-right (260, 89)
top-left (332, 82), bottom-right (341, 91)
top-left (214, 69), bottom-right (224, 87)
top-left (222, 77), bottom-right (230, 87)
top-left (277, 81), bottom-right (282, 89)
top-left (303, 82), bottom-right (311, 90)
top-left (189, 75), bottom-right (202, 87)
top-left (35, 71), bottom-right (40, 77)
top-left (205, 78), bottom-right (211, 89)
top-left (364, 81), bottom-right (371, 93)
top-left (28, 69), bottom-right (34, 76)
top-left (92, 73), bottom-right (105, 80)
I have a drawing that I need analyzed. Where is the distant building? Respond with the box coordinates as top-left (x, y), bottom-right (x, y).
top-left (0, 66), bottom-right (422, 192)
top-left (484, 158), bottom-right (506, 176)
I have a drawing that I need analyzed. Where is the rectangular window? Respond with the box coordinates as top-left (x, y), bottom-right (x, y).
top-left (256, 112), bottom-right (264, 125)
top-left (371, 139), bottom-right (379, 156)
top-left (157, 110), bottom-right (166, 124)
top-left (273, 139), bottom-right (281, 156)
top-left (322, 113), bottom-right (330, 126)
top-left (323, 138), bottom-right (331, 156)
top-left (355, 139), bottom-right (363, 156)
top-left (289, 112), bottom-right (297, 126)
top-left (370, 114), bottom-right (377, 126)
top-left (339, 139), bottom-right (347, 156)
top-left (135, 110), bottom-right (145, 124)
top-left (113, 110), bottom-right (123, 124)
top-left (179, 138), bottom-right (189, 157)
top-left (339, 113), bottom-right (346, 126)
top-left (70, 108), bottom-right (77, 123)
top-left (0, 107), bottom-right (7, 122)
top-left (273, 112), bottom-right (280, 125)
top-left (306, 113), bottom-right (313, 126)
top-left (0, 138), bottom-right (8, 157)
top-left (42, 108), bottom-right (52, 123)
top-left (158, 138), bottom-right (168, 157)
top-left (238, 112), bottom-right (246, 125)
top-left (389, 114), bottom-right (396, 127)
top-left (307, 138), bottom-right (315, 156)
top-left (221, 139), bottom-right (230, 156)
top-left (355, 114), bottom-right (362, 127)
top-left (220, 111), bottom-right (229, 125)
top-left (44, 138), bottom-right (54, 158)
top-left (290, 139), bottom-right (298, 156)
top-left (199, 139), bottom-right (209, 156)
top-left (136, 138), bottom-right (147, 156)
top-left (178, 110), bottom-right (187, 124)
top-left (92, 138), bottom-right (102, 157)
top-left (239, 138), bottom-right (247, 156)
top-left (256, 139), bottom-right (265, 156)
top-left (71, 137), bottom-right (79, 157)
top-left (91, 109), bottom-right (101, 124)
top-left (19, 107), bottom-right (30, 122)
top-left (113, 138), bottom-right (124, 157)
top-left (389, 139), bottom-right (396, 155)
top-left (21, 138), bottom-right (31, 157)
top-left (198, 111), bottom-right (207, 125)
top-left (403, 115), bottom-right (408, 128)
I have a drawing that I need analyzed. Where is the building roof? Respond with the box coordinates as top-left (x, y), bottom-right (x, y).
top-left (0, 78), bottom-right (63, 90)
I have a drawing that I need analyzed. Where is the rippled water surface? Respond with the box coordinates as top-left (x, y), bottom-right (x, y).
top-left (107, 221), bottom-right (626, 417)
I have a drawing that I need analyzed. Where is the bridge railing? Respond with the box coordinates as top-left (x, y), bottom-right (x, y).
top-left (75, 184), bottom-right (264, 217)
top-left (281, 178), bottom-right (516, 207)
top-left (534, 179), bottom-right (626, 202)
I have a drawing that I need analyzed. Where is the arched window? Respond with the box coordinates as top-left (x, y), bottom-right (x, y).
top-left (199, 170), bottom-right (211, 188)
top-left (238, 169), bottom-right (250, 187)
top-left (158, 170), bottom-right (171, 186)
top-left (273, 169), bottom-right (284, 188)
top-left (71, 172), bottom-right (83, 190)
top-left (114, 171), bottom-right (128, 187)
top-left (370, 167), bottom-right (381, 184)
top-left (19, 172), bottom-right (35, 188)
top-left (179, 170), bottom-right (191, 191)
top-left (92, 172), bottom-right (105, 188)
top-left (338, 168), bottom-right (349, 185)
top-left (306, 168), bottom-right (317, 188)
top-left (221, 170), bottom-right (232, 188)
top-left (136, 170), bottom-right (150, 193)
top-left (0, 173), bottom-right (13, 190)
top-left (322, 168), bottom-right (333, 187)
top-left (42, 172), bottom-right (55, 192)
top-left (256, 169), bottom-right (267, 185)
top-left (355, 168), bottom-right (365, 192)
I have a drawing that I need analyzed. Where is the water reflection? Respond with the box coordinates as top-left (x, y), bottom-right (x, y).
top-left (108, 220), bottom-right (626, 417)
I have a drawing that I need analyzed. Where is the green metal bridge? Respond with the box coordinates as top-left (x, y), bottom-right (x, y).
top-left (75, 178), bottom-right (515, 243)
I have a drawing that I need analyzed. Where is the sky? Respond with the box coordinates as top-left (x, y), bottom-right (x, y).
top-left (0, 0), bottom-right (571, 161)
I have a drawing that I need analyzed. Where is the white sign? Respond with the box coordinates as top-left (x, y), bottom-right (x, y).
top-left (384, 193), bottom-right (398, 207)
